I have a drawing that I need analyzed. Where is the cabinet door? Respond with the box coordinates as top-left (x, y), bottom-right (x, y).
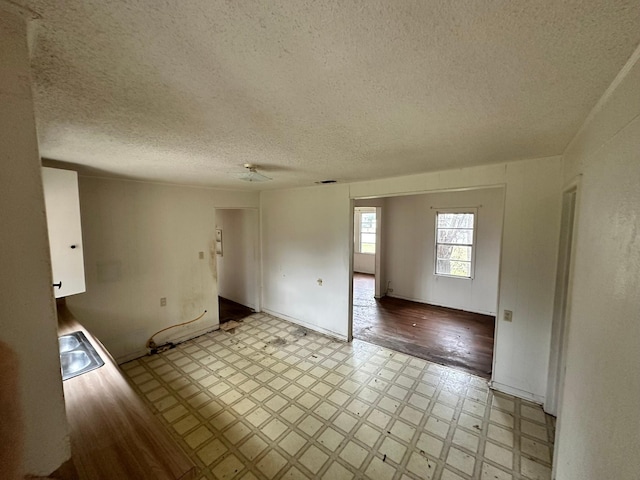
top-left (42, 167), bottom-right (86, 298)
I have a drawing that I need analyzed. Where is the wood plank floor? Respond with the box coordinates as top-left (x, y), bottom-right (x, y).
top-left (352, 273), bottom-right (495, 379)
top-left (218, 297), bottom-right (254, 323)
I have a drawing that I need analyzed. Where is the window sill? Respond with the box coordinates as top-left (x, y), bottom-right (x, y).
top-left (434, 273), bottom-right (474, 280)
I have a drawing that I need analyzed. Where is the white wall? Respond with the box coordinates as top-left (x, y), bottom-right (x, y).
top-left (261, 185), bottom-right (352, 339)
top-left (554, 45), bottom-right (640, 480)
top-left (215, 209), bottom-right (259, 310)
top-left (353, 253), bottom-right (375, 275)
top-left (383, 188), bottom-right (503, 315)
top-left (0, 10), bottom-right (70, 476)
top-left (66, 177), bottom-right (259, 362)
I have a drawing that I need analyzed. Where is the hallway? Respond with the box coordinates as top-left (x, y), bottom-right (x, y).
top-left (353, 274), bottom-right (495, 379)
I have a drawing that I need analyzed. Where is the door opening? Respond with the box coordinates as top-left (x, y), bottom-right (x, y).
top-left (215, 208), bottom-right (260, 324)
top-left (350, 187), bottom-right (504, 379)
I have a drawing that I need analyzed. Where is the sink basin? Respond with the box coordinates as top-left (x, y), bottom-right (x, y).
top-left (61, 351), bottom-right (91, 372)
top-left (59, 335), bottom-right (80, 353)
top-left (59, 331), bottom-right (104, 380)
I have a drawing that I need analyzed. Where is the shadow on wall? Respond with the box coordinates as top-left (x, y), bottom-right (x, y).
top-left (0, 341), bottom-right (22, 480)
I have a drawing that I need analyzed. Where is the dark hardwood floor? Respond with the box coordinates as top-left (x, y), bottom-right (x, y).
top-left (218, 297), bottom-right (254, 324)
top-left (352, 273), bottom-right (495, 379)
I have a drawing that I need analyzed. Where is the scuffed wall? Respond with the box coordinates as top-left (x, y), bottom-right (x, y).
top-left (67, 177), bottom-right (259, 362)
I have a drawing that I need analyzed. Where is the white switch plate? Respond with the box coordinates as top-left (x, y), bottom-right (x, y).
top-left (160, 297), bottom-right (167, 307)
top-left (504, 310), bottom-right (513, 322)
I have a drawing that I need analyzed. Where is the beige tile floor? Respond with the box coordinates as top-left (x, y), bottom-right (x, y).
top-left (122, 313), bottom-right (555, 480)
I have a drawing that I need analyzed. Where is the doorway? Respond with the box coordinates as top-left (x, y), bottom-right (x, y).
top-left (350, 187), bottom-right (504, 379)
top-left (353, 205), bottom-right (382, 296)
top-left (215, 208), bottom-right (260, 324)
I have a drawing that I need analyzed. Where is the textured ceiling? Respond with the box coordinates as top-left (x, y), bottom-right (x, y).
top-left (22, 0), bottom-right (640, 189)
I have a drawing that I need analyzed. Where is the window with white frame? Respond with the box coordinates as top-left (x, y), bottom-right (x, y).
top-left (354, 207), bottom-right (376, 254)
top-left (435, 210), bottom-right (476, 278)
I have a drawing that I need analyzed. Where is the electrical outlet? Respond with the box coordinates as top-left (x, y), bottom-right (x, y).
top-left (503, 309), bottom-right (513, 322)
top-left (160, 297), bottom-right (167, 307)
top-left (199, 251), bottom-right (204, 259)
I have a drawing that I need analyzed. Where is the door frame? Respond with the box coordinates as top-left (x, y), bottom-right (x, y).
top-left (545, 179), bottom-right (580, 417)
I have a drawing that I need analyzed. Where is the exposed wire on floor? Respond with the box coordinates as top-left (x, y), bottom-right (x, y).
top-left (146, 310), bottom-right (207, 354)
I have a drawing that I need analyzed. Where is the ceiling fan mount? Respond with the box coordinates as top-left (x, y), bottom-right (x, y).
top-left (237, 164), bottom-right (272, 182)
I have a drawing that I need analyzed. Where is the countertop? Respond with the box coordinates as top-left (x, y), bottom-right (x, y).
top-left (56, 303), bottom-right (197, 480)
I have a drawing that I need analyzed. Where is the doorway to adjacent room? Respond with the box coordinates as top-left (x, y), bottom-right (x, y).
top-left (350, 187), bottom-right (504, 379)
top-left (215, 208), bottom-right (260, 324)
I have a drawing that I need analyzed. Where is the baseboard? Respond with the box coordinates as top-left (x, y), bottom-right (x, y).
top-left (116, 349), bottom-right (149, 364)
top-left (387, 293), bottom-right (496, 317)
top-left (169, 323), bottom-right (220, 345)
top-left (262, 308), bottom-right (348, 342)
top-left (115, 324), bottom-right (221, 364)
top-left (490, 381), bottom-right (545, 405)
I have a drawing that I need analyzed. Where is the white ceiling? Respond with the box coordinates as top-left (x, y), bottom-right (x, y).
top-left (22, 0), bottom-right (640, 189)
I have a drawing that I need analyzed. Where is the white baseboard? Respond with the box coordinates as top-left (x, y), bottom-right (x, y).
top-left (116, 349), bottom-right (148, 365)
top-left (169, 323), bottom-right (220, 345)
top-left (114, 323), bottom-right (220, 365)
top-left (387, 293), bottom-right (496, 316)
top-left (262, 308), bottom-right (348, 342)
top-left (490, 381), bottom-right (545, 405)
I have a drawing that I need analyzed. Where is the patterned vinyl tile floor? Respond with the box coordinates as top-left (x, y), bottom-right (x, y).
top-left (122, 313), bottom-right (555, 480)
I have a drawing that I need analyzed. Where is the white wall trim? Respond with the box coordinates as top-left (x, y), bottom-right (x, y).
top-left (387, 293), bottom-right (496, 316)
top-left (262, 308), bottom-right (348, 342)
top-left (350, 178), bottom-right (510, 200)
top-left (116, 348), bottom-right (150, 364)
top-left (115, 324), bottom-right (221, 364)
top-left (490, 381), bottom-right (545, 405)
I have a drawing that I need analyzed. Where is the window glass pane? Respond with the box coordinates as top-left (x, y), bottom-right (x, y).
top-left (436, 259), bottom-right (471, 277)
top-left (437, 228), bottom-right (473, 244)
top-left (436, 259), bottom-right (451, 275)
top-left (450, 261), bottom-right (471, 277)
top-left (361, 242), bottom-right (376, 254)
top-left (358, 210), bottom-right (376, 254)
top-left (361, 233), bottom-right (376, 244)
top-left (437, 245), bottom-right (472, 262)
top-left (437, 213), bottom-right (474, 228)
top-left (361, 214), bottom-right (376, 234)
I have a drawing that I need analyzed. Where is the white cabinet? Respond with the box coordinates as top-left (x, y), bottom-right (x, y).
top-left (42, 167), bottom-right (86, 298)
